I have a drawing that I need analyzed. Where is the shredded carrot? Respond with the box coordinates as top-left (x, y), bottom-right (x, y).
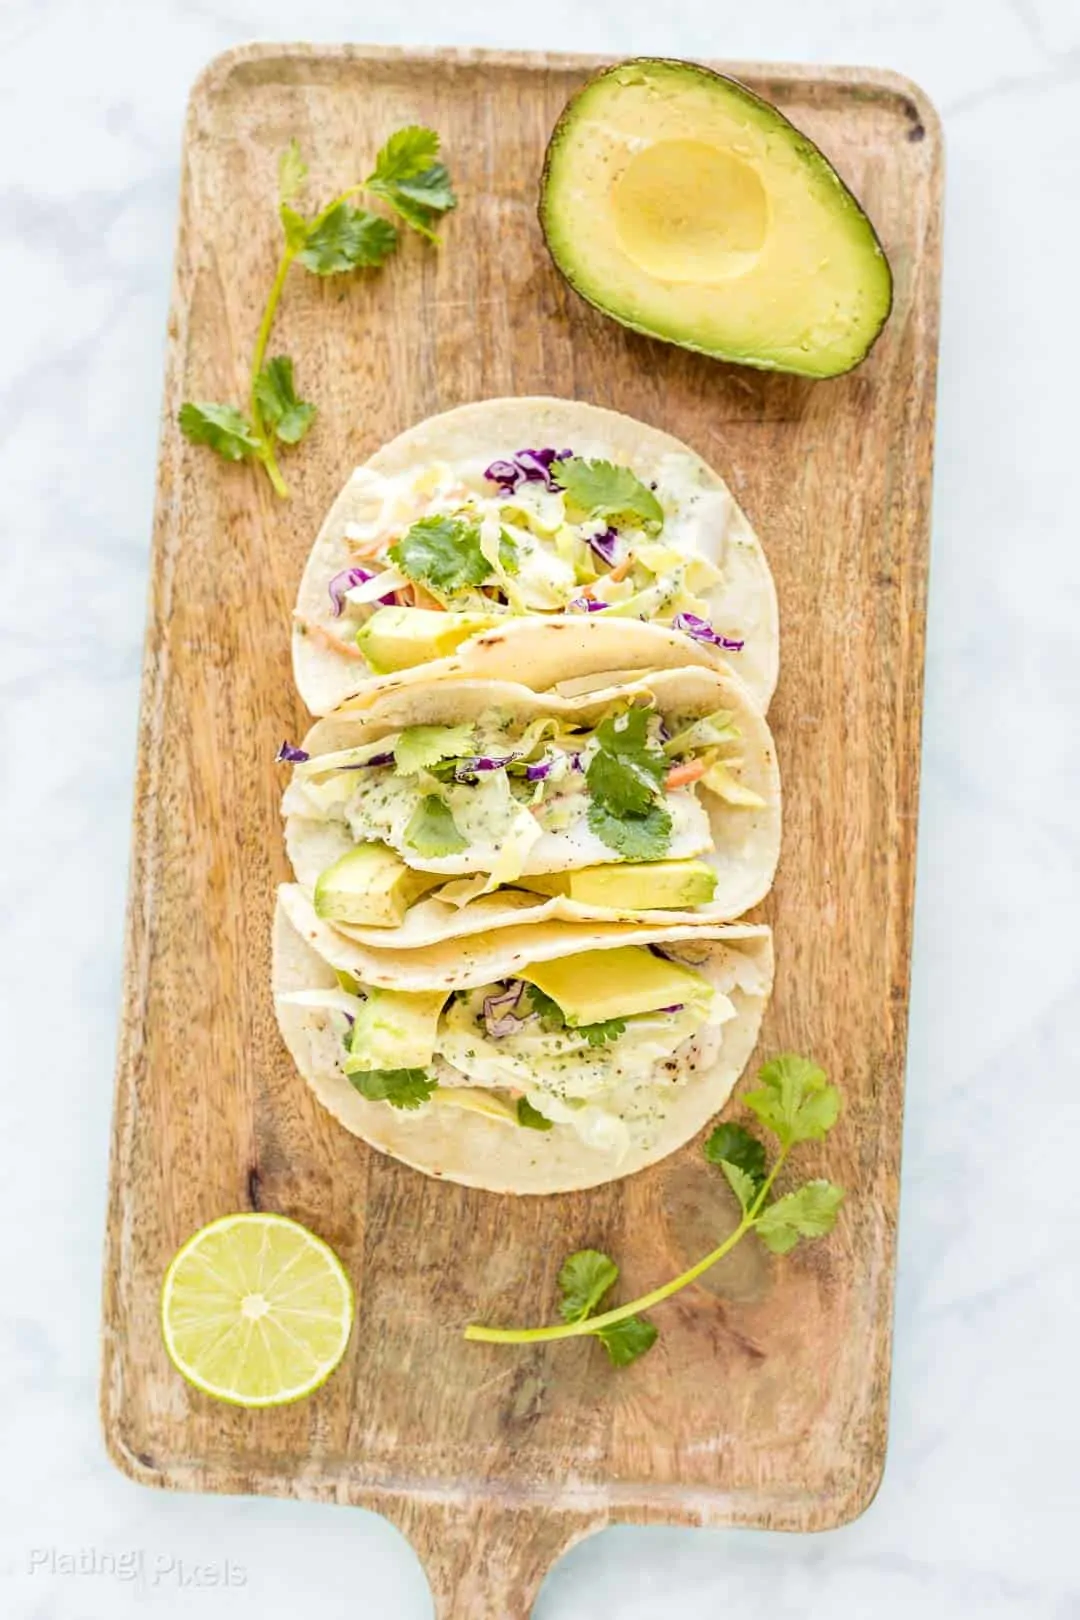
top-left (293, 614), bottom-right (368, 660)
top-left (411, 584), bottom-right (445, 611)
top-left (608, 551), bottom-right (635, 584)
top-left (395, 584), bottom-right (415, 607)
top-left (344, 535), bottom-right (389, 561)
top-left (665, 758), bottom-right (708, 790)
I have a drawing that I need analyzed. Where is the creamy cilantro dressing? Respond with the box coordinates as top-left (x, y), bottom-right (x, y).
top-left (284, 756), bottom-right (712, 878)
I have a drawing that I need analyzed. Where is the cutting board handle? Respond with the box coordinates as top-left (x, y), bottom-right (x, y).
top-left (386, 1499), bottom-right (604, 1619)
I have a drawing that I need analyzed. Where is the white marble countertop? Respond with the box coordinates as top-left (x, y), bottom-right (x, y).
top-left (2, 1), bottom-right (1078, 1615)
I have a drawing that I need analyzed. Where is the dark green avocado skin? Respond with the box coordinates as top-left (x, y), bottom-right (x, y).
top-left (538, 57), bottom-right (895, 381)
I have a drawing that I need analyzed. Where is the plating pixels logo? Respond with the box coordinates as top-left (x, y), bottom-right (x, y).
top-left (27, 1548), bottom-right (248, 1587)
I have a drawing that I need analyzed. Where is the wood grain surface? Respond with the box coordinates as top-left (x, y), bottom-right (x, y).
top-left (100, 44), bottom-right (943, 1618)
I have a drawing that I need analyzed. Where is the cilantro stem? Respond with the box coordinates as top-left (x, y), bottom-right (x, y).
top-left (465, 1145), bottom-right (791, 1347)
top-left (246, 181), bottom-right (370, 500)
top-left (248, 249), bottom-right (296, 498)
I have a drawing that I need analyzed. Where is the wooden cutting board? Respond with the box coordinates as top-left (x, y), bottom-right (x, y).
top-left (101, 43), bottom-right (943, 1618)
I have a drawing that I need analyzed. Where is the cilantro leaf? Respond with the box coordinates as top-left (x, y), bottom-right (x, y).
top-left (178, 402), bottom-right (261, 462)
top-left (377, 169), bottom-right (455, 240)
top-left (389, 516), bottom-right (491, 595)
top-left (703, 1121), bottom-right (767, 1181)
top-left (718, 1161), bottom-right (759, 1213)
top-left (280, 203), bottom-right (312, 251)
top-left (577, 1017), bottom-right (628, 1047)
top-left (587, 799), bottom-right (673, 861)
top-left (498, 528), bottom-right (522, 575)
top-left (253, 356), bottom-right (316, 445)
top-left (278, 139), bottom-right (308, 203)
top-left (558, 1250), bottom-right (618, 1323)
top-left (368, 125), bottom-right (442, 184)
top-left (743, 1055), bottom-right (840, 1148)
top-left (586, 706), bottom-right (667, 816)
top-left (366, 126), bottom-right (456, 242)
top-left (553, 457), bottom-right (664, 532)
top-left (703, 1121), bottom-right (768, 1213)
top-left (525, 984), bottom-right (566, 1030)
top-left (517, 1097), bottom-right (554, 1132)
top-left (297, 204), bottom-right (399, 274)
top-left (596, 1315), bottom-right (659, 1367)
top-left (755, 1180), bottom-right (845, 1254)
top-left (403, 795), bottom-right (467, 857)
top-left (347, 1068), bottom-right (437, 1109)
top-left (394, 724), bottom-right (476, 776)
top-left (557, 1250), bottom-right (660, 1367)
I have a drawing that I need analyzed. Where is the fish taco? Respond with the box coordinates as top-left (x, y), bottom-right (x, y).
top-left (273, 885), bottom-right (774, 1193)
top-left (292, 396), bottom-right (779, 714)
top-left (281, 660), bottom-right (781, 934)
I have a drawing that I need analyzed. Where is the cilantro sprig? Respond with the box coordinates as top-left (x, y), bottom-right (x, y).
top-left (465, 1054), bottom-right (844, 1366)
top-left (552, 458), bottom-right (664, 532)
top-left (346, 1068), bottom-right (437, 1109)
top-left (403, 795), bottom-right (468, 857)
top-left (179, 130), bottom-right (456, 498)
top-left (389, 516), bottom-right (490, 596)
top-left (585, 705), bottom-right (673, 862)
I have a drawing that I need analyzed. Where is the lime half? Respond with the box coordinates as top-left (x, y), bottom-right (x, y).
top-left (161, 1213), bottom-right (354, 1407)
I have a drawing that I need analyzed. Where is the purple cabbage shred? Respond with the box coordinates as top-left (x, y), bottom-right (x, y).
top-left (483, 980), bottom-right (534, 1038)
top-left (568, 597), bottom-right (610, 613)
top-left (484, 447), bottom-right (572, 493)
top-left (345, 750), bottom-right (394, 770)
top-left (276, 741), bottom-right (310, 764)
top-left (586, 527), bottom-right (620, 568)
top-left (672, 611), bottom-right (745, 653)
top-left (454, 753), bottom-right (518, 781)
top-left (327, 566), bottom-right (375, 617)
top-left (524, 760), bottom-right (553, 781)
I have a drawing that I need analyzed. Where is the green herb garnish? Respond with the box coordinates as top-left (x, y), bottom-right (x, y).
top-left (179, 131), bottom-right (456, 497)
top-left (346, 1068), bottom-right (437, 1109)
top-left (393, 724), bottom-right (476, 777)
top-left (555, 1251), bottom-right (658, 1367)
top-left (465, 1055), bottom-right (844, 1365)
top-left (586, 706), bottom-right (667, 816)
top-left (403, 795), bottom-right (468, 857)
top-left (388, 516), bottom-right (490, 595)
top-left (577, 1017), bottom-right (628, 1047)
top-left (583, 705), bottom-right (673, 861)
top-left (586, 800), bottom-right (673, 861)
top-left (553, 457), bottom-right (664, 532)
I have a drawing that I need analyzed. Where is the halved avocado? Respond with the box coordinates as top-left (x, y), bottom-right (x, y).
top-left (539, 58), bottom-right (893, 379)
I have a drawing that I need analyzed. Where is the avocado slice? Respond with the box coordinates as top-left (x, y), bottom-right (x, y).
top-left (357, 606), bottom-right (503, 673)
top-left (342, 987), bottom-right (449, 1074)
top-left (313, 842), bottom-right (444, 927)
top-left (539, 58), bottom-right (893, 379)
top-left (521, 860), bottom-right (717, 910)
top-left (520, 945), bottom-right (709, 1024)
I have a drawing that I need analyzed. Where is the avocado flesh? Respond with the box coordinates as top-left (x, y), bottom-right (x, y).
top-left (342, 987), bottom-right (448, 1074)
top-left (521, 860), bottom-right (717, 909)
top-left (313, 842), bottom-right (443, 927)
top-left (521, 945), bottom-right (709, 1024)
top-left (357, 606), bottom-right (503, 673)
top-left (540, 58), bottom-right (893, 379)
